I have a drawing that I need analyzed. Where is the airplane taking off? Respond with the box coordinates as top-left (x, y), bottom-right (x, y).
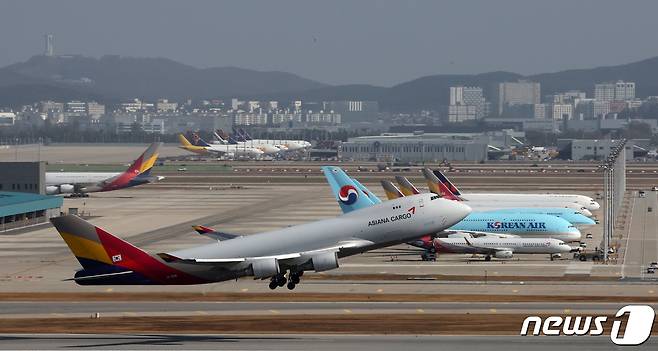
top-left (433, 169), bottom-right (600, 211)
top-left (415, 170), bottom-right (593, 217)
top-left (409, 235), bottom-right (572, 261)
top-left (381, 179), bottom-right (581, 242)
top-left (50, 167), bottom-right (470, 289)
top-left (178, 133), bottom-right (264, 157)
top-left (45, 142), bottom-right (164, 196)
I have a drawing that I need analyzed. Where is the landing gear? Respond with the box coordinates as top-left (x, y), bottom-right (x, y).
top-left (484, 255), bottom-right (492, 262)
top-left (269, 274), bottom-right (286, 290)
top-left (269, 271), bottom-right (303, 290)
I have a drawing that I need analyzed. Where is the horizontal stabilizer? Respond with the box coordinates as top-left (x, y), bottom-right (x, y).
top-left (192, 225), bottom-right (241, 241)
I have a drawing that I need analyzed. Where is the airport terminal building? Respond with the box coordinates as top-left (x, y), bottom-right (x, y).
top-left (0, 161), bottom-right (63, 232)
top-left (339, 133), bottom-right (489, 162)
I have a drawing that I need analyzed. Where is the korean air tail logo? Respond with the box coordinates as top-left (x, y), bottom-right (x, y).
top-left (339, 185), bottom-right (359, 205)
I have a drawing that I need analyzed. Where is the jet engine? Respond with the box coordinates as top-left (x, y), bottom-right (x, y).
top-left (494, 250), bottom-right (513, 259)
top-left (250, 258), bottom-right (280, 278)
top-left (46, 184), bottom-right (75, 195)
top-left (311, 251), bottom-right (339, 272)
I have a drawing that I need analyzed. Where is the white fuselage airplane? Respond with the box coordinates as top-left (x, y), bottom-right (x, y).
top-left (51, 191), bottom-right (471, 289)
top-left (45, 142), bottom-right (164, 195)
top-left (432, 169), bottom-right (600, 211)
top-left (419, 236), bottom-right (572, 260)
top-left (178, 134), bottom-right (264, 157)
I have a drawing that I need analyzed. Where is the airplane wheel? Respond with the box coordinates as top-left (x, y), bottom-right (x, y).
top-left (287, 282), bottom-right (296, 290)
top-left (485, 255), bottom-right (491, 262)
top-left (268, 281), bottom-right (277, 290)
top-left (291, 276), bottom-right (300, 284)
top-left (277, 277), bottom-right (287, 287)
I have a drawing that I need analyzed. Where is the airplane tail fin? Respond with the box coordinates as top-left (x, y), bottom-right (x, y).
top-left (239, 128), bottom-right (253, 141)
top-left (433, 169), bottom-right (462, 196)
top-left (124, 142), bottom-right (162, 176)
top-left (51, 215), bottom-right (201, 285)
top-left (189, 133), bottom-right (211, 147)
top-left (178, 134), bottom-right (208, 154)
top-left (394, 176), bottom-right (420, 196)
top-left (213, 130), bottom-right (228, 144)
top-left (351, 178), bottom-right (382, 204)
top-left (381, 180), bottom-right (405, 200)
top-left (422, 168), bottom-right (460, 201)
top-left (322, 166), bottom-right (375, 214)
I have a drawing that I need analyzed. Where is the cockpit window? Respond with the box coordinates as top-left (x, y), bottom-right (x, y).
top-left (430, 195), bottom-right (440, 201)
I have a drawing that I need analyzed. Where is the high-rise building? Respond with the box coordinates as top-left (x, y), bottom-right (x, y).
top-left (496, 81), bottom-right (540, 116)
top-left (595, 81), bottom-right (635, 101)
top-left (548, 104), bottom-right (573, 121)
top-left (44, 34), bottom-right (54, 56)
top-left (614, 81), bottom-right (635, 100)
top-left (86, 102), bottom-right (105, 119)
top-left (447, 105), bottom-right (477, 123)
top-left (156, 99), bottom-right (178, 112)
top-left (449, 86), bottom-right (486, 119)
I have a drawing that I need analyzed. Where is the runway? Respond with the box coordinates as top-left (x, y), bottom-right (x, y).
top-left (1, 301), bottom-right (652, 318)
top-left (0, 334), bottom-right (655, 350)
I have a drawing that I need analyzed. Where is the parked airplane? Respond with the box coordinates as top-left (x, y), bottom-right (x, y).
top-left (381, 179), bottom-right (581, 242)
top-left (409, 235), bottom-right (572, 261)
top-left (410, 170), bottom-right (593, 217)
top-left (178, 133), bottom-right (264, 157)
top-left (407, 174), bottom-right (594, 225)
top-left (212, 130), bottom-right (281, 155)
top-left (50, 167), bottom-right (471, 289)
top-left (45, 142), bottom-right (164, 196)
top-left (219, 128), bottom-right (311, 151)
top-left (433, 169), bottom-right (600, 211)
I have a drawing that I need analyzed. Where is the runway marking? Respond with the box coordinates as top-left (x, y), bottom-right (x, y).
top-left (512, 289), bottom-right (519, 293)
top-left (195, 311), bottom-right (208, 315)
top-left (416, 309), bottom-right (425, 313)
top-left (376, 289), bottom-right (384, 293)
top-left (123, 312), bottom-right (137, 316)
top-left (240, 288), bottom-right (249, 292)
top-left (343, 309), bottom-right (352, 314)
top-left (489, 309), bottom-right (497, 313)
top-left (269, 310), bottom-right (280, 314)
top-left (50, 313), bottom-right (64, 317)
top-left (564, 309), bottom-right (571, 314)
top-left (105, 288), bottom-right (113, 292)
top-left (649, 290), bottom-right (655, 294)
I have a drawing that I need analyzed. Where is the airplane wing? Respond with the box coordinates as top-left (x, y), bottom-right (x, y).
top-left (192, 225), bottom-right (241, 241)
top-left (157, 239), bottom-right (374, 266)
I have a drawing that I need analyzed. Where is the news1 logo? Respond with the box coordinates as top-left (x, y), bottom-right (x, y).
top-left (520, 305), bottom-right (655, 345)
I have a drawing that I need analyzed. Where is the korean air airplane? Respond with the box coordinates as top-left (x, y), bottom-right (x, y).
top-left (326, 168), bottom-right (581, 242)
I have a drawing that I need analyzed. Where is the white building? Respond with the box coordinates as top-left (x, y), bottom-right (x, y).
top-left (497, 81), bottom-right (540, 115)
top-left (450, 86), bottom-right (486, 119)
top-left (595, 81), bottom-right (635, 101)
top-left (548, 104), bottom-right (573, 121)
top-left (447, 105), bottom-right (477, 123)
top-left (156, 99), bottom-right (178, 112)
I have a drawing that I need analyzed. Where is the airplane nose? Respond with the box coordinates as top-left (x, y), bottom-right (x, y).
top-left (590, 202), bottom-right (601, 210)
top-left (449, 201), bottom-right (472, 222)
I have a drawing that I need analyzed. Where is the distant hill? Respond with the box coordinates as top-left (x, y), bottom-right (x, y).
top-left (3, 54), bottom-right (658, 111)
top-left (3, 55), bottom-right (328, 102)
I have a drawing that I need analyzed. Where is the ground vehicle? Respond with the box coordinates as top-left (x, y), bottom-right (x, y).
top-left (639, 191), bottom-right (646, 198)
top-left (651, 186), bottom-right (658, 191)
top-left (586, 233), bottom-right (593, 239)
top-left (576, 249), bottom-right (603, 261)
top-left (649, 207), bottom-right (653, 212)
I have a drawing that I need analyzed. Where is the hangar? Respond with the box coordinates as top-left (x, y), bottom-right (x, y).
top-left (0, 191), bottom-right (63, 232)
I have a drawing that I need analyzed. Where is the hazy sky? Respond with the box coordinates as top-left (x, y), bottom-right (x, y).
top-left (2, 0), bottom-right (658, 86)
